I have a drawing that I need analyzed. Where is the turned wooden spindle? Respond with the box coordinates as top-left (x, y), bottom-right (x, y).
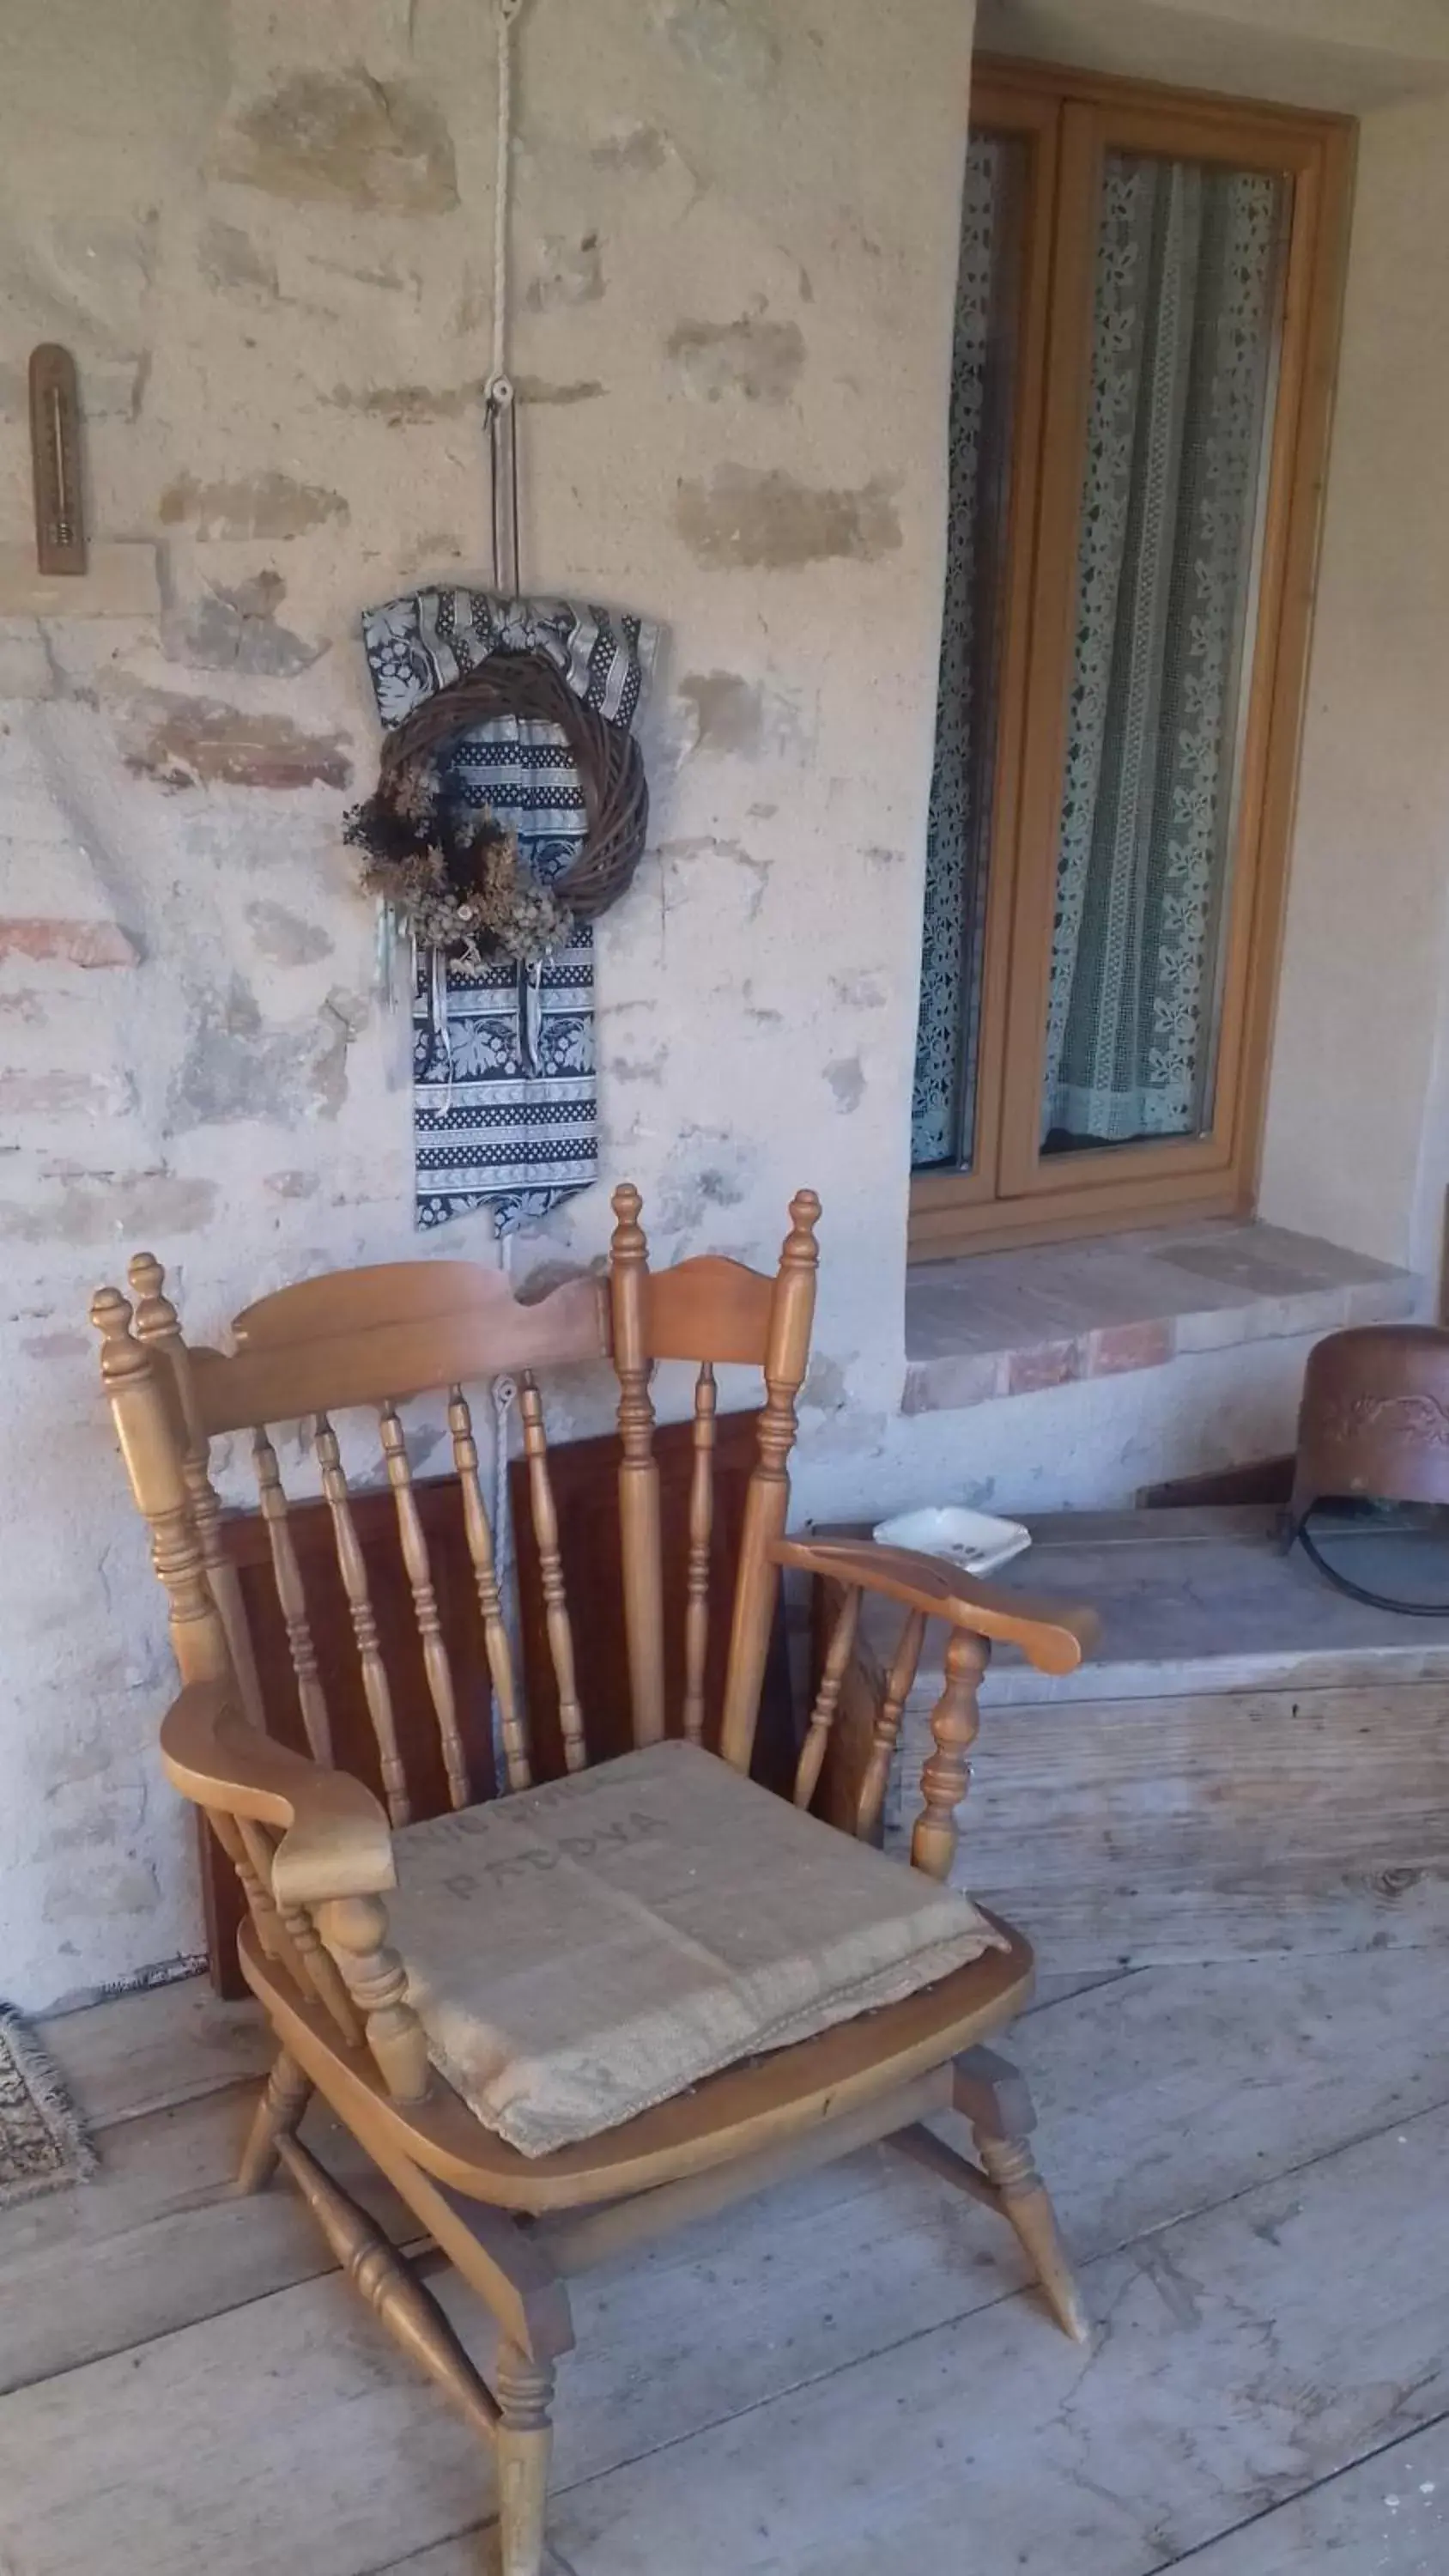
top-left (682, 1361), bottom-right (717, 1745)
top-left (238, 2048), bottom-right (313, 2196)
top-left (379, 1402), bottom-right (470, 1811)
top-left (208, 1807), bottom-right (287, 1963)
top-left (856, 1607), bottom-right (927, 1838)
top-left (911, 1626), bottom-right (988, 1883)
top-left (494, 2339), bottom-right (556, 2576)
top-left (971, 2128), bottom-right (1089, 2342)
top-left (609, 1181), bottom-right (666, 1747)
top-left (378, 1401), bottom-right (468, 1803)
top-left (91, 1286), bottom-right (232, 1690)
top-left (251, 1425), bottom-right (333, 1765)
top-left (314, 1412), bottom-right (410, 1826)
top-left (315, 1892), bottom-right (430, 2105)
top-left (518, 1372), bottom-right (587, 1771)
top-left (719, 1188), bottom-right (821, 1770)
top-left (273, 2132), bottom-right (500, 2435)
top-left (282, 1904), bottom-right (363, 2044)
top-left (794, 1584), bottom-right (860, 1811)
top-left (953, 2048), bottom-right (1089, 2343)
top-left (235, 1814), bottom-right (304, 1969)
top-left (448, 1385), bottom-right (532, 1791)
top-left (127, 1252), bottom-right (264, 1726)
top-left (230, 1814), bottom-right (350, 2031)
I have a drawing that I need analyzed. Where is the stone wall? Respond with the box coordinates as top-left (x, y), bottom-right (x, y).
top-left (3, 0), bottom-right (1446, 2007)
top-left (0, 0), bottom-right (979, 2006)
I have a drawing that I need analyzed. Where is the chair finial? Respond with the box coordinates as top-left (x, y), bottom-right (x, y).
top-left (90, 1284), bottom-right (132, 1339)
top-left (128, 1250), bottom-right (179, 1341)
top-left (784, 1188), bottom-right (822, 1264)
top-left (610, 1181), bottom-right (646, 1260)
top-left (90, 1285), bottom-right (147, 1385)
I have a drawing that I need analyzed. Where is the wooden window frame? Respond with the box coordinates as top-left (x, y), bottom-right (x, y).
top-left (909, 58), bottom-right (1356, 1263)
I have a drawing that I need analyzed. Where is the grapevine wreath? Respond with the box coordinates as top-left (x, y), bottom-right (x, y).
top-left (343, 649), bottom-right (649, 969)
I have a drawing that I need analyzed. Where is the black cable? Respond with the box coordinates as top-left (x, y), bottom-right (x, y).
top-left (1291, 1511), bottom-right (1449, 1617)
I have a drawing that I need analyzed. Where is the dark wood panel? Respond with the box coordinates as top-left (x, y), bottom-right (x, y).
top-left (511, 1408), bottom-right (797, 1794)
top-left (201, 1412), bottom-right (796, 1992)
top-left (221, 1476), bottom-right (500, 1812)
top-left (1137, 1455), bottom-right (1293, 1510)
top-left (206, 1476), bottom-right (500, 1996)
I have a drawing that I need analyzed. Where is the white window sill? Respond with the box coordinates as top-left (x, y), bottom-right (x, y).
top-left (902, 1220), bottom-right (1418, 1416)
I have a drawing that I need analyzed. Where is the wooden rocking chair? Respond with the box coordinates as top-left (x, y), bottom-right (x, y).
top-left (92, 1183), bottom-right (1099, 2576)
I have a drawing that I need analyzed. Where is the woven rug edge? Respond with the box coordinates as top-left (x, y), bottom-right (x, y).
top-left (0, 1999), bottom-right (98, 2208)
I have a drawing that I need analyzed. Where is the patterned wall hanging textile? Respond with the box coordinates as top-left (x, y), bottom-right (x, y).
top-left (359, 589), bottom-right (658, 1233)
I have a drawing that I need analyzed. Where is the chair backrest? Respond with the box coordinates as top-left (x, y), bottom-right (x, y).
top-left (607, 1183), bottom-right (821, 1767)
top-left (90, 1182), bottom-right (822, 1828)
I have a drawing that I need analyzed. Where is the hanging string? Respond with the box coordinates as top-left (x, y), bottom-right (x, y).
top-left (483, 0), bottom-right (530, 1063)
top-left (484, 0), bottom-right (524, 598)
top-left (490, 1370), bottom-right (519, 1789)
top-left (421, 0), bottom-right (527, 1097)
top-left (487, 393), bottom-right (521, 600)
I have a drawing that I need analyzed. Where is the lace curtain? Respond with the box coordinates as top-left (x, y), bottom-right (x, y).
top-left (911, 135), bottom-right (1015, 1170)
top-left (1043, 155), bottom-right (1282, 1147)
top-left (911, 141), bottom-right (1284, 1172)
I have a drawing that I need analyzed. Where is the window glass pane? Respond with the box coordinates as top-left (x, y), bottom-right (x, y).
top-left (912, 130), bottom-right (1024, 1173)
top-left (1040, 152), bottom-right (1288, 1157)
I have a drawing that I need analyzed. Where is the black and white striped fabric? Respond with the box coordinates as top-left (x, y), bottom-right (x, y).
top-left (360, 589), bottom-right (658, 1233)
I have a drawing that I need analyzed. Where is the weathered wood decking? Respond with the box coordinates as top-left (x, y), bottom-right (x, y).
top-left (1, 1950), bottom-right (1446, 2572)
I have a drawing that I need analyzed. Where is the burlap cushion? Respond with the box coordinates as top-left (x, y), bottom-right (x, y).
top-left (387, 1740), bottom-right (1006, 2157)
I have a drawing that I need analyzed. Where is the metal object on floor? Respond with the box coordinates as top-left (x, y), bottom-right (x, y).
top-left (1288, 1324), bottom-right (1449, 1613)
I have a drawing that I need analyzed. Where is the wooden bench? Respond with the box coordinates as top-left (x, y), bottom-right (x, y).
top-left (815, 1504), bottom-right (1449, 1969)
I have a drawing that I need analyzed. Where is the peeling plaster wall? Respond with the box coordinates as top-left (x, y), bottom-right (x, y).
top-left (0, 0), bottom-right (975, 2005)
top-left (1258, 83), bottom-right (1449, 1272)
top-left (4, 0), bottom-right (1442, 2007)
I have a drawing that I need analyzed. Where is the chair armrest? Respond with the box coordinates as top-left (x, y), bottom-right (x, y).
top-left (776, 1536), bottom-right (1100, 1868)
top-left (773, 1536), bottom-right (1099, 1674)
top-left (160, 1680), bottom-right (395, 1908)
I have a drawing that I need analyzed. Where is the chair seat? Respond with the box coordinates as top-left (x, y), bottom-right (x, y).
top-left (385, 1740), bottom-right (1009, 2157)
top-left (243, 1907), bottom-right (1034, 2211)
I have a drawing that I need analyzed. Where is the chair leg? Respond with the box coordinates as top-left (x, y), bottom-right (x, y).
top-left (494, 2340), bottom-right (555, 2576)
top-left (238, 2045), bottom-right (312, 2195)
top-left (953, 2044), bottom-right (1088, 2344)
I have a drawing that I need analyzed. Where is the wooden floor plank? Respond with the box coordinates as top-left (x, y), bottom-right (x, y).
top-left (0, 2140), bottom-right (1026, 2576)
top-left (3, 1971), bottom-right (1448, 2576)
top-left (1014, 1942), bottom-right (1449, 2257)
top-left (0, 2267), bottom-right (490, 2576)
top-left (39, 1976), bottom-right (268, 2127)
top-left (894, 1675), bottom-right (1449, 1966)
top-left (0, 2086), bottom-right (411, 2396)
top-left (3, 1940), bottom-right (1444, 2450)
top-left (382, 2544), bottom-right (576, 2576)
top-left (546, 2106), bottom-right (1449, 2576)
top-left (535, 1945), bottom-right (1449, 2488)
top-left (371, 2418), bottom-right (1449, 2576)
top-left (1023, 1965), bottom-right (1135, 2014)
top-left (1158, 2414), bottom-right (1449, 2573)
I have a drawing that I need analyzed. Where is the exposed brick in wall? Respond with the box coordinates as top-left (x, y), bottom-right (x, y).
top-left (5, 0), bottom-right (1416, 2009)
top-left (0, 0), bottom-right (979, 2007)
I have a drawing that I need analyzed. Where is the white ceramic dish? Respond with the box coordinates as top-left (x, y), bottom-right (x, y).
top-left (871, 1504), bottom-right (1032, 1580)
